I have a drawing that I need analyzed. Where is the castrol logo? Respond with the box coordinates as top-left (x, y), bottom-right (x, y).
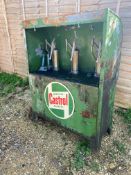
top-left (44, 82), bottom-right (74, 119)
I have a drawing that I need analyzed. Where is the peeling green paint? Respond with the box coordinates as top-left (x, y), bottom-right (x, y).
top-left (29, 74), bottom-right (98, 137)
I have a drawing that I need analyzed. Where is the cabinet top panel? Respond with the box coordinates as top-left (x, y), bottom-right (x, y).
top-left (22, 9), bottom-right (120, 29)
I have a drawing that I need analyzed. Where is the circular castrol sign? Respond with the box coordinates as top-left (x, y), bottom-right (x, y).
top-left (44, 82), bottom-right (75, 119)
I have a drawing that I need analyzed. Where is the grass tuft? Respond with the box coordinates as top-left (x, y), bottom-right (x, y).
top-left (89, 161), bottom-right (100, 173)
top-left (113, 140), bottom-right (126, 154)
top-left (115, 108), bottom-right (131, 135)
top-left (72, 141), bottom-right (91, 170)
top-left (0, 72), bottom-right (28, 96)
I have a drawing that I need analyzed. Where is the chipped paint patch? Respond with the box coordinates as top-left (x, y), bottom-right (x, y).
top-left (44, 16), bottom-right (66, 26)
top-left (81, 110), bottom-right (94, 118)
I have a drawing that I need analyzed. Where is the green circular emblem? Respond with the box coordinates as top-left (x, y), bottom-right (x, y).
top-left (44, 82), bottom-right (75, 119)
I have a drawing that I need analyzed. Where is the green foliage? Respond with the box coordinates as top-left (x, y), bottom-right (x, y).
top-left (89, 161), bottom-right (100, 173)
top-left (0, 72), bottom-right (28, 96)
top-left (113, 140), bottom-right (126, 154)
top-left (72, 141), bottom-right (91, 170)
top-left (116, 108), bottom-right (131, 123)
top-left (107, 149), bottom-right (116, 160)
top-left (116, 108), bottom-right (131, 135)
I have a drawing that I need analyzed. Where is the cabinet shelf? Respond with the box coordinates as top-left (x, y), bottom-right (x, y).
top-left (31, 71), bottom-right (99, 87)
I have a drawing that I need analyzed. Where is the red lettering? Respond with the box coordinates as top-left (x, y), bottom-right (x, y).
top-left (48, 93), bottom-right (68, 106)
top-left (48, 93), bottom-right (52, 104)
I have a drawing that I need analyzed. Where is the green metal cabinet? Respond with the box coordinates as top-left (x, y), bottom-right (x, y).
top-left (23, 9), bottom-right (122, 149)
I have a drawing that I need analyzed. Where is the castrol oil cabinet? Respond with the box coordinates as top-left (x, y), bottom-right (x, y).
top-left (23, 9), bottom-right (122, 149)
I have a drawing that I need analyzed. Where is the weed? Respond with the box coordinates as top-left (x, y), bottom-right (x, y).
top-left (0, 72), bottom-right (28, 96)
top-left (115, 108), bottom-right (131, 135)
top-left (108, 149), bottom-right (116, 160)
top-left (89, 161), bottom-right (100, 173)
top-left (113, 140), bottom-right (126, 154)
top-left (116, 108), bottom-right (131, 123)
top-left (72, 141), bottom-right (91, 170)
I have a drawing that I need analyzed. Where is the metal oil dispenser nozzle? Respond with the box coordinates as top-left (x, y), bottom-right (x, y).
top-left (45, 39), bottom-right (54, 70)
top-left (53, 49), bottom-right (59, 71)
top-left (35, 45), bottom-right (47, 72)
top-left (46, 39), bottom-right (59, 71)
top-left (91, 36), bottom-right (102, 77)
top-left (66, 39), bottom-right (79, 74)
top-left (71, 49), bottom-right (79, 74)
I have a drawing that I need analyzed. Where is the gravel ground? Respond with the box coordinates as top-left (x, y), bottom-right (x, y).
top-left (0, 88), bottom-right (131, 175)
